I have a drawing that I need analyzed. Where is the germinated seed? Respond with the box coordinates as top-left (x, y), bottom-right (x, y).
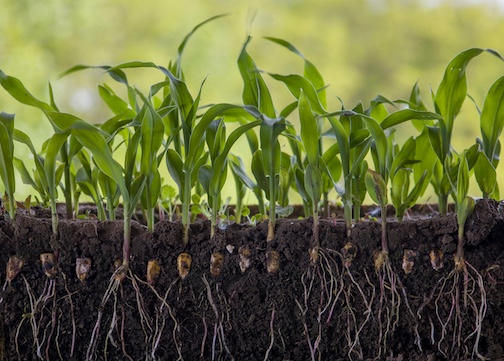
top-left (210, 252), bottom-right (224, 277)
top-left (238, 246), bottom-right (251, 273)
top-left (402, 249), bottom-right (416, 274)
top-left (6, 256), bottom-right (24, 283)
top-left (341, 242), bottom-right (358, 268)
top-left (40, 253), bottom-right (57, 278)
top-left (177, 253), bottom-right (192, 280)
top-left (147, 259), bottom-right (161, 284)
top-left (429, 249), bottom-right (444, 271)
top-left (266, 250), bottom-right (280, 273)
top-left (75, 257), bottom-right (92, 282)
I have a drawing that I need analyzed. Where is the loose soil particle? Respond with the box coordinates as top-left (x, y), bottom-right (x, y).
top-left (1, 199), bottom-right (504, 360)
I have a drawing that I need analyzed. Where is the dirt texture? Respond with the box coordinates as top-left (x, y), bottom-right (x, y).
top-left (1, 199), bottom-right (504, 360)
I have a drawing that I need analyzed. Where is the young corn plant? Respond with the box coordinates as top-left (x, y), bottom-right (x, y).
top-left (474, 75), bottom-right (504, 199)
top-left (424, 150), bottom-right (488, 360)
top-left (0, 112), bottom-right (16, 221)
top-left (429, 48), bottom-right (503, 214)
top-left (198, 117), bottom-right (261, 238)
top-left (298, 91), bottom-right (323, 261)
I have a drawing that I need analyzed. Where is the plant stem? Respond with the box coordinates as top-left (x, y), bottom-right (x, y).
top-left (211, 195), bottom-right (219, 239)
top-left (182, 172), bottom-right (192, 244)
top-left (50, 198), bottom-right (58, 238)
top-left (439, 194), bottom-right (448, 215)
top-left (344, 176), bottom-right (353, 238)
top-left (267, 174), bottom-right (276, 242)
top-left (122, 214), bottom-right (131, 270)
top-left (381, 204), bottom-right (388, 254)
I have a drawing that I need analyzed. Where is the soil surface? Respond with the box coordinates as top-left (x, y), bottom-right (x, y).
top-left (1, 199), bottom-right (504, 360)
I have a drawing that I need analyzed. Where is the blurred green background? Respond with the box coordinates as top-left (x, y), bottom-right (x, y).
top-left (1, 0), bottom-right (504, 203)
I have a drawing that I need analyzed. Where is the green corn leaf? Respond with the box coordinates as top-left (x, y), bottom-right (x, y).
top-left (166, 149), bottom-right (184, 199)
top-left (98, 84), bottom-right (136, 118)
top-left (252, 149), bottom-right (269, 199)
top-left (59, 65), bottom-right (129, 85)
top-left (457, 152), bottom-right (470, 206)
top-left (0, 70), bottom-right (54, 113)
top-left (326, 116), bottom-right (350, 176)
top-left (294, 167), bottom-right (309, 204)
top-left (229, 154), bottom-right (257, 190)
top-left (391, 168), bottom-right (409, 212)
top-left (44, 131), bottom-right (71, 202)
top-left (174, 14), bottom-right (228, 76)
top-left (0, 113), bottom-right (16, 198)
top-left (365, 169), bottom-right (388, 208)
top-left (269, 73), bottom-right (325, 114)
top-left (304, 163), bottom-right (322, 205)
top-left (457, 196), bottom-right (475, 229)
top-left (390, 137), bottom-right (416, 178)
top-left (427, 125), bottom-right (444, 162)
top-left (413, 128), bottom-right (436, 196)
top-left (474, 151), bottom-right (497, 197)
top-left (480, 76), bottom-right (504, 163)
top-left (198, 164), bottom-right (213, 194)
top-left (299, 91), bottom-right (320, 165)
top-left (209, 120), bottom-right (261, 196)
top-left (260, 116), bottom-right (286, 176)
top-left (397, 170), bottom-right (429, 219)
top-left (362, 116), bottom-right (388, 179)
top-left (263, 36), bottom-right (326, 107)
top-left (435, 48), bottom-right (503, 158)
top-left (380, 109), bottom-right (443, 130)
top-left (238, 36), bottom-right (276, 118)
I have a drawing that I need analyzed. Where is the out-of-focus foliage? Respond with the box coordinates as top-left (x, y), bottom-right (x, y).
top-left (1, 0), bottom-right (504, 199)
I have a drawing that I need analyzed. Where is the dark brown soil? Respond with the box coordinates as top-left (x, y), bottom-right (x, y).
top-left (1, 199), bottom-right (504, 360)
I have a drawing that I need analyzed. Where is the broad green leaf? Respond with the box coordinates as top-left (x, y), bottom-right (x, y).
top-left (480, 76), bottom-right (504, 162)
top-left (263, 36), bottom-right (326, 107)
top-left (238, 36), bottom-right (276, 118)
top-left (380, 109), bottom-right (442, 130)
top-left (269, 73), bottom-right (325, 114)
top-left (362, 116), bottom-right (388, 179)
top-left (474, 151), bottom-right (496, 197)
top-left (457, 152), bottom-right (470, 206)
top-left (304, 164), bottom-right (322, 205)
top-left (174, 14), bottom-right (228, 76)
top-left (0, 113), bottom-right (16, 199)
top-left (0, 70), bottom-right (54, 113)
top-left (252, 149), bottom-right (269, 199)
top-left (299, 91), bottom-right (319, 165)
top-left (457, 196), bottom-right (475, 229)
top-left (166, 149), bottom-right (184, 198)
top-left (44, 131), bottom-right (71, 202)
top-left (391, 168), bottom-right (409, 211)
top-left (365, 169), bottom-right (388, 207)
top-left (260, 116), bottom-right (286, 176)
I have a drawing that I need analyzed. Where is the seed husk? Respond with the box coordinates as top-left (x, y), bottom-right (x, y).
top-left (6, 256), bottom-right (24, 282)
top-left (341, 242), bottom-right (358, 267)
top-left (177, 253), bottom-right (192, 279)
top-left (147, 259), bottom-right (161, 284)
top-left (374, 250), bottom-right (387, 271)
top-left (429, 249), bottom-right (444, 271)
top-left (114, 259), bottom-right (126, 282)
top-left (210, 252), bottom-right (224, 277)
top-left (402, 249), bottom-right (416, 274)
top-left (75, 257), bottom-right (92, 282)
top-left (238, 246), bottom-right (251, 273)
top-left (266, 250), bottom-right (280, 273)
top-left (40, 253), bottom-right (57, 278)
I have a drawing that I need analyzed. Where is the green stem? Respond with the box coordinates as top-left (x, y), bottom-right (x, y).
top-left (122, 213), bottom-right (131, 270)
top-left (381, 204), bottom-right (388, 254)
top-left (211, 194), bottom-right (219, 239)
top-left (182, 171), bottom-right (192, 244)
top-left (439, 194), bottom-right (448, 215)
top-left (343, 175), bottom-right (353, 238)
top-left (50, 198), bottom-right (58, 237)
top-left (60, 145), bottom-right (73, 219)
top-left (267, 176), bottom-right (276, 242)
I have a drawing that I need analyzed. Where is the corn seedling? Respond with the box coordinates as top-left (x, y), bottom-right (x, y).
top-left (474, 75), bottom-right (504, 198)
top-left (0, 112), bottom-right (16, 222)
top-left (429, 48), bottom-right (504, 214)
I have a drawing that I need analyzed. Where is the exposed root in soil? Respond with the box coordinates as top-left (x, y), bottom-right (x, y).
top-left (419, 259), bottom-right (488, 360)
top-left (86, 266), bottom-right (153, 361)
top-left (16, 271), bottom-right (76, 361)
top-left (134, 276), bottom-right (181, 360)
top-left (373, 252), bottom-right (419, 359)
top-left (202, 274), bottom-right (234, 361)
